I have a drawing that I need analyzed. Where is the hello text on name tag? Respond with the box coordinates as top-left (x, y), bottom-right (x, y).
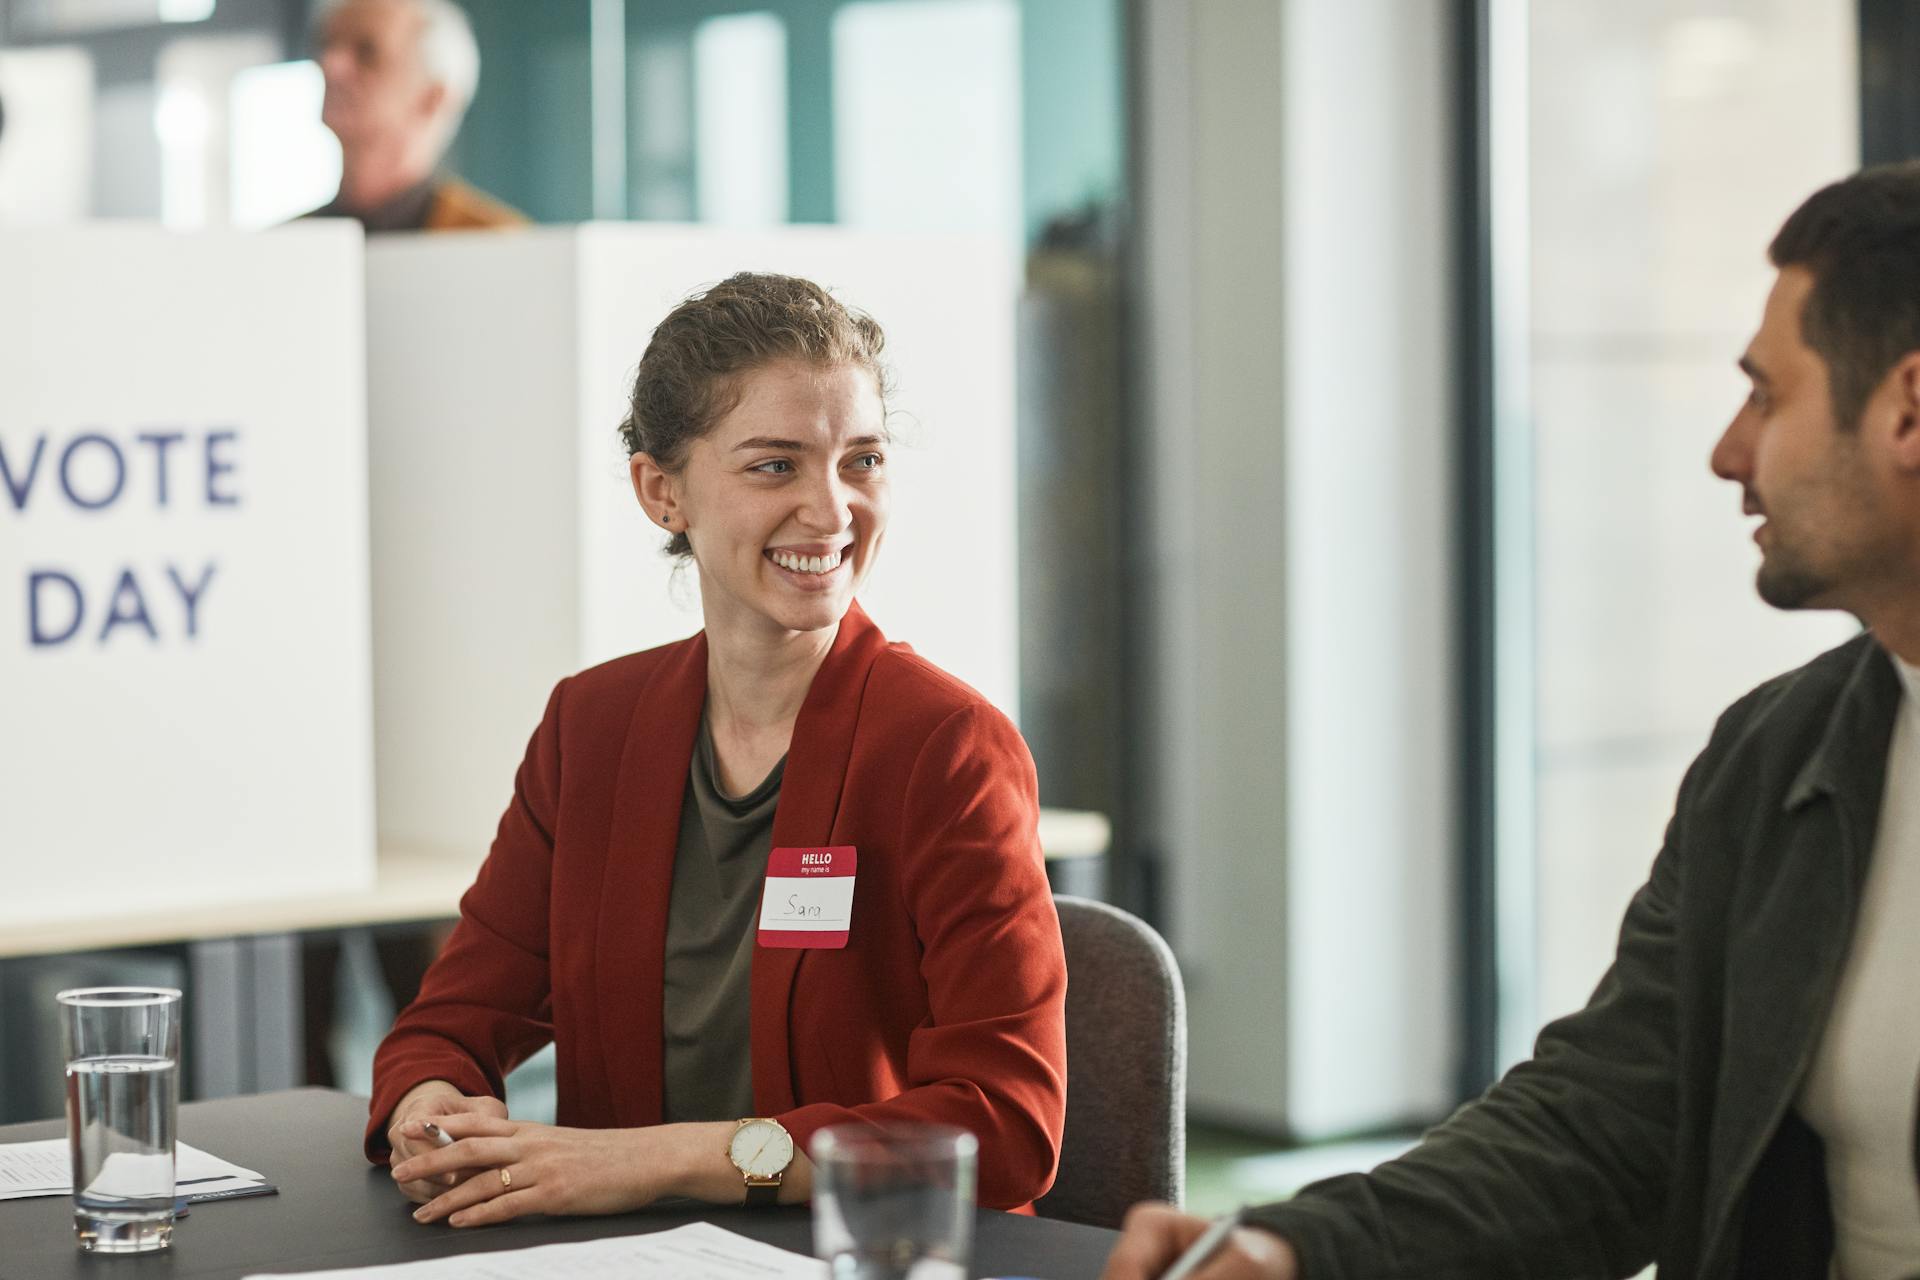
top-left (758, 846), bottom-right (857, 949)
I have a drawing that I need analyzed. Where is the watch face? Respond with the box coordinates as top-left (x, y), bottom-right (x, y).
top-left (729, 1120), bottom-right (794, 1178)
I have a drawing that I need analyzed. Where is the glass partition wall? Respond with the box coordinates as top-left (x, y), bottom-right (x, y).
top-left (1495, 0), bottom-right (1861, 1060)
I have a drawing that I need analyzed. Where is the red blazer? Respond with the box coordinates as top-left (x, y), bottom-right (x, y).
top-left (365, 604), bottom-right (1068, 1210)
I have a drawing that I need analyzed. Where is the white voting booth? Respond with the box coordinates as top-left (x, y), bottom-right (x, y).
top-left (0, 224), bottom-right (377, 929)
top-left (366, 226), bottom-right (1020, 859)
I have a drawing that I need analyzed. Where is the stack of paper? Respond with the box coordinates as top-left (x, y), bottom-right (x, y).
top-left (0, 1139), bottom-right (273, 1202)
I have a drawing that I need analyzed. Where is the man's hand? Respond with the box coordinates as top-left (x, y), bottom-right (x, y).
top-left (383, 1081), bottom-right (510, 1205)
top-left (1102, 1203), bottom-right (1299, 1280)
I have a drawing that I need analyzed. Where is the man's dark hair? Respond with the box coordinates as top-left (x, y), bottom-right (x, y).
top-left (1770, 160), bottom-right (1920, 429)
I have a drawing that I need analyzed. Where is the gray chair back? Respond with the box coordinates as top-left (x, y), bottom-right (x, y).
top-left (1036, 895), bottom-right (1187, 1228)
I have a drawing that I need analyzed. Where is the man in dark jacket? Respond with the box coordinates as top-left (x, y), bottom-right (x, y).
top-left (1104, 163), bottom-right (1920, 1279)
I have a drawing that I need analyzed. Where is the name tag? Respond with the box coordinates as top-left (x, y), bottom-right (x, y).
top-left (758, 846), bottom-right (857, 949)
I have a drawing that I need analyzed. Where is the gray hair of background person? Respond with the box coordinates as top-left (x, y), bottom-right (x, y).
top-left (313, 0), bottom-right (481, 150)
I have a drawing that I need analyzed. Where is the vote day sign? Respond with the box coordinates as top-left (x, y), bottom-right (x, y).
top-left (0, 224), bottom-right (375, 925)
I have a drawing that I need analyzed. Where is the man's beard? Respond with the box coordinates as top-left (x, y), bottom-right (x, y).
top-left (1747, 451), bottom-right (1876, 612)
top-left (1755, 547), bottom-right (1832, 610)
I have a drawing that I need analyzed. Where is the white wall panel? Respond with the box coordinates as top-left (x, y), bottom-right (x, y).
top-left (0, 222), bottom-right (374, 925)
top-left (1140, 0), bottom-right (1458, 1136)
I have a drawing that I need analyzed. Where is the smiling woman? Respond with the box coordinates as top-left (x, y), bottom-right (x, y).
top-left (363, 272), bottom-right (1067, 1230)
top-left (635, 356), bottom-right (889, 660)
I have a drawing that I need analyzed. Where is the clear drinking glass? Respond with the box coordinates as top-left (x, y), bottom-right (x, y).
top-left (58, 987), bottom-right (183, 1253)
top-left (810, 1124), bottom-right (977, 1280)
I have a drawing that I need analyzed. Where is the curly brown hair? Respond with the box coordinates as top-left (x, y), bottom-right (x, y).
top-left (619, 272), bottom-right (892, 557)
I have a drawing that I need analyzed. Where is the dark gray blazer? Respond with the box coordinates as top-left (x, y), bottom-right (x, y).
top-left (1250, 632), bottom-right (1905, 1279)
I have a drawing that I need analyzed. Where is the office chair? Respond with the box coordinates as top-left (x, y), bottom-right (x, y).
top-left (1036, 895), bottom-right (1188, 1229)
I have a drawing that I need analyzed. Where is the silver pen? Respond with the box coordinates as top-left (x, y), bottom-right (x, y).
top-left (415, 1120), bottom-right (461, 1187)
top-left (1158, 1208), bottom-right (1245, 1280)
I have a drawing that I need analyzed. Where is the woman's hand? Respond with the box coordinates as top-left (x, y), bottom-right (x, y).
top-left (391, 1114), bottom-right (672, 1227)
top-left (384, 1081), bottom-right (510, 1205)
top-left (1100, 1204), bottom-right (1299, 1280)
top-left (390, 1115), bottom-right (815, 1227)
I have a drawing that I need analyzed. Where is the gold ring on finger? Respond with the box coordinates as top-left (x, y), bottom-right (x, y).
top-left (499, 1167), bottom-right (512, 1190)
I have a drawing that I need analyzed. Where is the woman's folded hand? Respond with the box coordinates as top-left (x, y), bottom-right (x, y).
top-left (390, 1113), bottom-right (667, 1227)
top-left (385, 1082), bottom-right (510, 1205)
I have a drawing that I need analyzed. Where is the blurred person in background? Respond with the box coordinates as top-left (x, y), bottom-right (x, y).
top-left (1104, 162), bottom-right (1920, 1280)
top-left (300, 0), bottom-right (523, 231)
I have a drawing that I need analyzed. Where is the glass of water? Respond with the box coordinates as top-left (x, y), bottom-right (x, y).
top-left (58, 987), bottom-right (182, 1254)
top-left (810, 1124), bottom-right (977, 1280)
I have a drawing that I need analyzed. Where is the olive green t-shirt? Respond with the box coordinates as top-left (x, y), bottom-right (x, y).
top-left (659, 714), bottom-right (785, 1124)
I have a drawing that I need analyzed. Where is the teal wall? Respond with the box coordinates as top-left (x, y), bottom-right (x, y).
top-left (445, 0), bottom-right (1124, 243)
top-left (447, 0), bottom-right (595, 223)
top-left (1020, 0), bottom-right (1125, 242)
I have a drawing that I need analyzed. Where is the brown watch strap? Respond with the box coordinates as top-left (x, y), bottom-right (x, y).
top-left (743, 1178), bottom-right (781, 1208)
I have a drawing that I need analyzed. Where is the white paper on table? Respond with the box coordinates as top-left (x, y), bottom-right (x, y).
top-left (242, 1222), bottom-right (830, 1279)
top-left (0, 1138), bottom-right (68, 1198)
top-left (173, 1140), bottom-right (268, 1196)
top-left (0, 1139), bottom-right (266, 1201)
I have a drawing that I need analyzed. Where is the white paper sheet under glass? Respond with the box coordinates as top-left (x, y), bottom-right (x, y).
top-left (0, 1138), bottom-right (265, 1201)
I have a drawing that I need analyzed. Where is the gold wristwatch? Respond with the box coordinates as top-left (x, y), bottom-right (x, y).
top-left (727, 1117), bottom-right (794, 1207)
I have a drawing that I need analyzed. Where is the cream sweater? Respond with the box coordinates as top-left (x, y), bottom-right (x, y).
top-left (1798, 654), bottom-right (1920, 1279)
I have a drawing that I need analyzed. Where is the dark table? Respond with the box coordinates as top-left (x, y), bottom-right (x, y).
top-left (0, 1089), bottom-right (1116, 1279)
